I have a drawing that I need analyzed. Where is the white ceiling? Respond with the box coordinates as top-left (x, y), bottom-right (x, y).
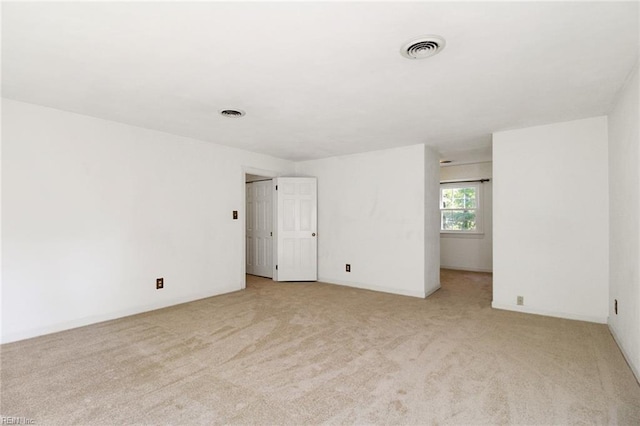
top-left (2, 1), bottom-right (638, 163)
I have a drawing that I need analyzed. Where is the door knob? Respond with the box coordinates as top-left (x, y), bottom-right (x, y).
top-left (312, 233), bottom-right (316, 237)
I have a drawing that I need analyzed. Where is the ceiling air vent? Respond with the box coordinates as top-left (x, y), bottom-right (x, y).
top-left (220, 109), bottom-right (245, 118)
top-left (400, 35), bottom-right (446, 60)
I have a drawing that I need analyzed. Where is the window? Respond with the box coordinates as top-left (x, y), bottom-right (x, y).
top-left (440, 183), bottom-right (482, 233)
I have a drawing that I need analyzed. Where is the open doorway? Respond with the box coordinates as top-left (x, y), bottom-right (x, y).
top-left (241, 167), bottom-right (279, 290)
top-left (241, 169), bottom-right (319, 289)
top-left (439, 161), bottom-right (493, 273)
top-left (245, 174), bottom-right (274, 279)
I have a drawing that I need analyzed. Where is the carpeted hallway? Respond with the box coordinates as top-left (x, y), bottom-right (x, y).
top-left (1, 270), bottom-right (639, 425)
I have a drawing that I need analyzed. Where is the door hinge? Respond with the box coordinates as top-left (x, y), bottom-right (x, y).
top-left (270, 231), bottom-right (273, 236)
top-left (275, 185), bottom-right (278, 190)
top-left (276, 265), bottom-right (278, 270)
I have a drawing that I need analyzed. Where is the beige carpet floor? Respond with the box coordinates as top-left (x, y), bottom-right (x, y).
top-left (1, 270), bottom-right (639, 425)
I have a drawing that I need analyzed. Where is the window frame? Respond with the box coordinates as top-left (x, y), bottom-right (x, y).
top-left (439, 182), bottom-right (484, 235)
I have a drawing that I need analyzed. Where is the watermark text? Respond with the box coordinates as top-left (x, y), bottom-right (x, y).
top-left (1, 417), bottom-right (36, 425)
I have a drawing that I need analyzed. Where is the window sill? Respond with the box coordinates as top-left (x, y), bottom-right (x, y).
top-left (440, 231), bottom-right (485, 239)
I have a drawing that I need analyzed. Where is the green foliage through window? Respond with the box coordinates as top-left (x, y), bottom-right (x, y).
top-left (440, 185), bottom-right (480, 231)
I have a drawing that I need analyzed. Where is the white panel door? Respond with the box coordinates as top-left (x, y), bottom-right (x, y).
top-left (246, 183), bottom-right (254, 275)
top-left (246, 181), bottom-right (273, 278)
top-left (275, 177), bottom-right (317, 281)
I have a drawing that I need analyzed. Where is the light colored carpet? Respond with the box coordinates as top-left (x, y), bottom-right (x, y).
top-left (1, 270), bottom-right (639, 425)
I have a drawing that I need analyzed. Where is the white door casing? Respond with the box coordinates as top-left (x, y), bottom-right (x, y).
top-left (246, 183), bottom-right (253, 274)
top-left (245, 180), bottom-right (273, 278)
top-left (274, 177), bottom-right (317, 281)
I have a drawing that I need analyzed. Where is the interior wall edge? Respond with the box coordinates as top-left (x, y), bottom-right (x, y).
top-left (424, 283), bottom-right (441, 298)
top-left (609, 324), bottom-right (640, 384)
top-left (318, 277), bottom-right (426, 299)
top-left (491, 302), bottom-right (608, 325)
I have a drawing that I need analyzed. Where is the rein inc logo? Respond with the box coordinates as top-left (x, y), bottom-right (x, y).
top-left (1, 417), bottom-right (35, 425)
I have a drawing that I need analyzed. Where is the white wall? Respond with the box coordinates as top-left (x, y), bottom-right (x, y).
top-left (493, 116), bottom-right (609, 323)
top-left (608, 62), bottom-right (639, 380)
top-left (1, 99), bottom-right (294, 343)
top-left (296, 144), bottom-right (435, 298)
top-left (0, 99), bottom-right (3, 342)
top-left (424, 147), bottom-right (441, 296)
top-left (440, 162), bottom-right (493, 272)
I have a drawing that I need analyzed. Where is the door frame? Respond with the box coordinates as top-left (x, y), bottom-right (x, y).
top-left (240, 166), bottom-right (279, 289)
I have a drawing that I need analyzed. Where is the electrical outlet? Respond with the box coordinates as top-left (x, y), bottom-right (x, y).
top-left (156, 278), bottom-right (164, 289)
top-left (517, 296), bottom-right (523, 306)
top-left (346, 264), bottom-right (351, 272)
top-left (615, 299), bottom-right (618, 315)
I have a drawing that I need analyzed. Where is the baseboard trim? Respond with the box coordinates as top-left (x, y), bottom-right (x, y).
top-left (0, 285), bottom-right (241, 344)
top-left (441, 265), bottom-right (493, 273)
top-left (425, 284), bottom-right (441, 298)
top-left (318, 277), bottom-right (426, 298)
top-left (608, 324), bottom-right (640, 384)
top-left (491, 302), bottom-right (607, 324)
